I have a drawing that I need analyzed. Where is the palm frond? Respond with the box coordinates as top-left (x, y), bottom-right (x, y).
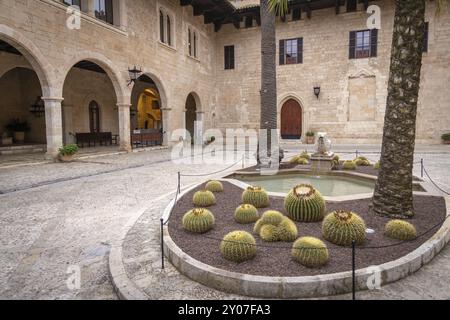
top-left (267, 0), bottom-right (289, 17)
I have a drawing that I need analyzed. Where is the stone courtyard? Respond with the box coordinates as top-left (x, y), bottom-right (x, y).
top-left (0, 144), bottom-right (449, 300)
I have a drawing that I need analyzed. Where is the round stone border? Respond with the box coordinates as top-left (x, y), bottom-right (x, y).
top-left (162, 180), bottom-right (450, 298)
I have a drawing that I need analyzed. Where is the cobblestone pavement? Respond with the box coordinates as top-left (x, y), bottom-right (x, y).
top-left (0, 144), bottom-right (449, 300)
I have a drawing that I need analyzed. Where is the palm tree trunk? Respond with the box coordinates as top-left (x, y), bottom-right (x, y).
top-left (258, 0), bottom-right (278, 164)
top-left (372, 0), bottom-right (426, 218)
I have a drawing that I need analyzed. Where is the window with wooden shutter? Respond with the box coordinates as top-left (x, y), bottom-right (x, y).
top-left (280, 38), bottom-right (303, 65)
top-left (224, 45), bottom-right (234, 70)
top-left (279, 40), bottom-right (285, 65)
top-left (370, 29), bottom-right (378, 57)
top-left (350, 29), bottom-right (377, 59)
top-left (159, 11), bottom-right (165, 43)
top-left (423, 22), bottom-right (429, 53)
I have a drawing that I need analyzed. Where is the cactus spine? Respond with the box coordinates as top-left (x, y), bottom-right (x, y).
top-left (284, 184), bottom-right (326, 222)
top-left (385, 220), bottom-right (417, 241)
top-left (242, 186), bottom-right (270, 208)
top-left (182, 208), bottom-right (215, 233)
top-left (193, 190), bottom-right (216, 207)
top-left (322, 210), bottom-right (366, 246)
top-left (234, 204), bottom-right (259, 224)
top-left (205, 180), bottom-right (224, 192)
top-left (220, 231), bottom-right (256, 262)
top-left (291, 237), bottom-right (329, 268)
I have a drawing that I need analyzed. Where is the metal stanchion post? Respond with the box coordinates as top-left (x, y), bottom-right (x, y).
top-left (177, 172), bottom-right (181, 194)
top-left (352, 240), bottom-right (356, 300)
top-left (160, 218), bottom-right (165, 269)
top-left (421, 159), bottom-right (424, 178)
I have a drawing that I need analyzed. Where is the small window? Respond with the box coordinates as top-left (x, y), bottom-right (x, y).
top-left (349, 29), bottom-right (378, 59)
top-left (245, 16), bottom-right (253, 28)
top-left (159, 11), bottom-right (165, 43)
top-left (89, 101), bottom-right (100, 133)
top-left (188, 28), bottom-right (192, 56)
top-left (347, 0), bottom-right (357, 12)
top-left (292, 8), bottom-right (301, 21)
top-left (224, 45), bottom-right (235, 70)
top-left (423, 22), bottom-right (429, 53)
top-left (279, 38), bottom-right (303, 65)
top-left (167, 15), bottom-right (172, 46)
top-left (188, 28), bottom-right (198, 58)
top-left (193, 32), bottom-right (197, 58)
top-left (94, 0), bottom-right (113, 24)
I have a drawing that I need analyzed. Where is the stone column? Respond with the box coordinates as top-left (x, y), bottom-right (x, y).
top-left (117, 103), bottom-right (131, 152)
top-left (43, 97), bottom-right (64, 159)
top-left (182, 109), bottom-right (187, 140)
top-left (161, 107), bottom-right (171, 146)
top-left (195, 111), bottom-right (205, 145)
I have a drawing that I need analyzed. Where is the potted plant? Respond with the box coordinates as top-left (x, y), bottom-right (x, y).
top-left (59, 144), bottom-right (79, 162)
top-left (306, 131), bottom-right (315, 145)
top-left (442, 132), bottom-right (450, 145)
top-left (5, 119), bottom-right (30, 144)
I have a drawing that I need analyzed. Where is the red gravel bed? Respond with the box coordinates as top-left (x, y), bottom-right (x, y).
top-left (168, 182), bottom-right (446, 277)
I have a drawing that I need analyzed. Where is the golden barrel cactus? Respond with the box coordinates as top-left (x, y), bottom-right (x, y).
top-left (182, 208), bottom-right (215, 233)
top-left (284, 184), bottom-right (326, 222)
top-left (322, 210), bottom-right (366, 246)
top-left (220, 231), bottom-right (256, 262)
top-left (291, 237), bottom-right (329, 268)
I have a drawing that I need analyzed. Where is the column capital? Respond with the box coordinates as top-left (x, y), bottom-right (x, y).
top-left (116, 103), bottom-right (132, 108)
top-left (42, 97), bottom-right (64, 103)
top-left (161, 107), bottom-right (172, 111)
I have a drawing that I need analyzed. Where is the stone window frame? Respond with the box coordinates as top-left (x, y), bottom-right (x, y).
top-left (158, 4), bottom-right (176, 49)
top-left (186, 24), bottom-right (199, 60)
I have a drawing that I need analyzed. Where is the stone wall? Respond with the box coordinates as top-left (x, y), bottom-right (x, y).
top-left (214, 0), bottom-right (450, 143)
top-left (0, 0), bottom-right (449, 151)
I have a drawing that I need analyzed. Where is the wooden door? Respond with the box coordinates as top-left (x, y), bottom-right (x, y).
top-left (281, 99), bottom-right (302, 139)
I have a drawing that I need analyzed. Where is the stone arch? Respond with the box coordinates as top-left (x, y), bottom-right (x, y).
top-left (0, 65), bottom-right (34, 80)
top-left (137, 71), bottom-right (168, 110)
top-left (59, 52), bottom-right (127, 103)
top-left (0, 24), bottom-right (56, 97)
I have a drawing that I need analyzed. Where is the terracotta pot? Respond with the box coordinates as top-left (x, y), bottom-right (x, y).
top-left (14, 131), bottom-right (25, 143)
top-left (59, 154), bottom-right (75, 162)
top-left (443, 140), bottom-right (450, 145)
top-left (306, 136), bottom-right (315, 145)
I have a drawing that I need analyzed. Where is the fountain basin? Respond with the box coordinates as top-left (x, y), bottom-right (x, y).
top-left (228, 171), bottom-right (426, 198)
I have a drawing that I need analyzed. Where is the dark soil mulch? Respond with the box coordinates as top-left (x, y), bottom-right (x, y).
top-left (168, 182), bottom-right (446, 277)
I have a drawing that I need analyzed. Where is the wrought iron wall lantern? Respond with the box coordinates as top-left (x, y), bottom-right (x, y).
top-left (130, 107), bottom-right (137, 118)
top-left (29, 96), bottom-right (45, 117)
top-left (127, 66), bottom-right (142, 86)
top-left (314, 86), bottom-right (321, 99)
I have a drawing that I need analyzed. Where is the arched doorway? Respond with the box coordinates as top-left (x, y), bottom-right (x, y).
top-left (130, 74), bottom-right (163, 147)
top-left (185, 93), bottom-right (197, 142)
top-left (62, 60), bottom-right (119, 146)
top-left (281, 99), bottom-right (302, 140)
top-left (0, 38), bottom-right (47, 147)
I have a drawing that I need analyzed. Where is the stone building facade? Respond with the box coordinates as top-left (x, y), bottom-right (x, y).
top-left (0, 0), bottom-right (449, 157)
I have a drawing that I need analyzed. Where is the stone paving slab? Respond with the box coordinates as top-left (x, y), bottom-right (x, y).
top-left (0, 145), bottom-right (449, 300)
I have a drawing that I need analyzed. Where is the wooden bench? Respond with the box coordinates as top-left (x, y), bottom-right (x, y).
top-left (76, 132), bottom-right (113, 148)
top-left (131, 130), bottom-right (163, 148)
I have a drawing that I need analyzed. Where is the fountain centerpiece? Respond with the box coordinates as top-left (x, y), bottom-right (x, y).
top-left (310, 132), bottom-right (335, 173)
